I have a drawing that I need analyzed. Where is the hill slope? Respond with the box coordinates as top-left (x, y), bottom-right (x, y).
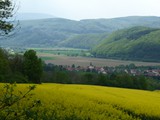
top-left (92, 26), bottom-right (160, 62)
top-left (2, 83), bottom-right (160, 120)
top-left (58, 33), bottom-right (109, 49)
top-left (1, 16), bottom-right (160, 48)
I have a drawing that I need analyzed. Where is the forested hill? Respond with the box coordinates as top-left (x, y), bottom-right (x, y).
top-left (92, 26), bottom-right (160, 62)
top-left (1, 16), bottom-right (160, 48)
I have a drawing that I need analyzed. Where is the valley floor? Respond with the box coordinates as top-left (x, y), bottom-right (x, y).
top-left (38, 53), bottom-right (160, 67)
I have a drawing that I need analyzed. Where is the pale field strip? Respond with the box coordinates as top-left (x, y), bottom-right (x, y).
top-left (38, 53), bottom-right (160, 67)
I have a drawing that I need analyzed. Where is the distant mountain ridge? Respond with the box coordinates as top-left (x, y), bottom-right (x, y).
top-left (1, 16), bottom-right (160, 49)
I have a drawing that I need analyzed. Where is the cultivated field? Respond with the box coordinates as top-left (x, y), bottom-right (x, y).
top-left (38, 53), bottom-right (160, 67)
top-left (1, 83), bottom-right (160, 120)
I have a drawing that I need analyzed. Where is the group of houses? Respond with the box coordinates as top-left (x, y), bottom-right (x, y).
top-left (65, 64), bottom-right (107, 74)
top-left (125, 69), bottom-right (160, 77)
top-left (64, 64), bottom-right (160, 77)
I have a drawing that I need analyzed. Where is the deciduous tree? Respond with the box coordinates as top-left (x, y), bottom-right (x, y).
top-left (0, 0), bottom-right (14, 35)
top-left (23, 50), bottom-right (43, 83)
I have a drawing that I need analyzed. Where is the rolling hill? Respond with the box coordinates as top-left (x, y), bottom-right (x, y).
top-left (58, 33), bottom-right (109, 49)
top-left (92, 26), bottom-right (160, 62)
top-left (1, 83), bottom-right (160, 120)
top-left (1, 16), bottom-right (160, 48)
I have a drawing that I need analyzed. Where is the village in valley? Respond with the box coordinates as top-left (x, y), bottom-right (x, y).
top-left (63, 63), bottom-right (160, 78)
top-left (4, 47), bottom-right (160, 79)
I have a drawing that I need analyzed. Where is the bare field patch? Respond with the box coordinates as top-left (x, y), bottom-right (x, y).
top-left (37, 53), bottom-right (160, 67)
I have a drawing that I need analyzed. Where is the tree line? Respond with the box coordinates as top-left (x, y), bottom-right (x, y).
top-left (0, 49), bottom-right (43, 83)
top-left (42, 64), bottom-right (160, 90)
top-left (1, 48), bottom-right (160, 90)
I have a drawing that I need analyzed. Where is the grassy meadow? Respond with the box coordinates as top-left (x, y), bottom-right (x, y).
top-left (1, 83), bottom-right (160, 120)
top-left (31, 48), bottom-right (91, 57)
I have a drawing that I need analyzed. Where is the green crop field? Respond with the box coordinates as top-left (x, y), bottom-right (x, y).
top-left (1, 83), bottom-right (160, 120)
top-left (30, 48), bottom-right (91, 57)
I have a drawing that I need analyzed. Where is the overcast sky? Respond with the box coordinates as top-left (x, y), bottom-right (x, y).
top-left (17, 0), bottom-right (160, 20)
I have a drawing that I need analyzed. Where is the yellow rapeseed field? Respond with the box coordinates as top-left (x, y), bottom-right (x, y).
top-left (0, 83), bottom-right (160, 120)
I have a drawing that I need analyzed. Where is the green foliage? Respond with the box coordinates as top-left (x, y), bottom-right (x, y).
top-left (59, 33), bottom-right (109, 49)
top-left (0, 49), bottom-right (43, 83)
top-left (23, 50), bottom-right (43, 83)
top-left (9, 54), bottom-right (24, 73)
top-left (42, 64), bottom-right (159, 90)
top-left (0, 49), bottom-right (10, 81)
top-left (92, 26), bottom-right (160, 62)
top-left (0, 0), bottom-right (14, 35)
top-left (0, 83), bottom-right (41, 120)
